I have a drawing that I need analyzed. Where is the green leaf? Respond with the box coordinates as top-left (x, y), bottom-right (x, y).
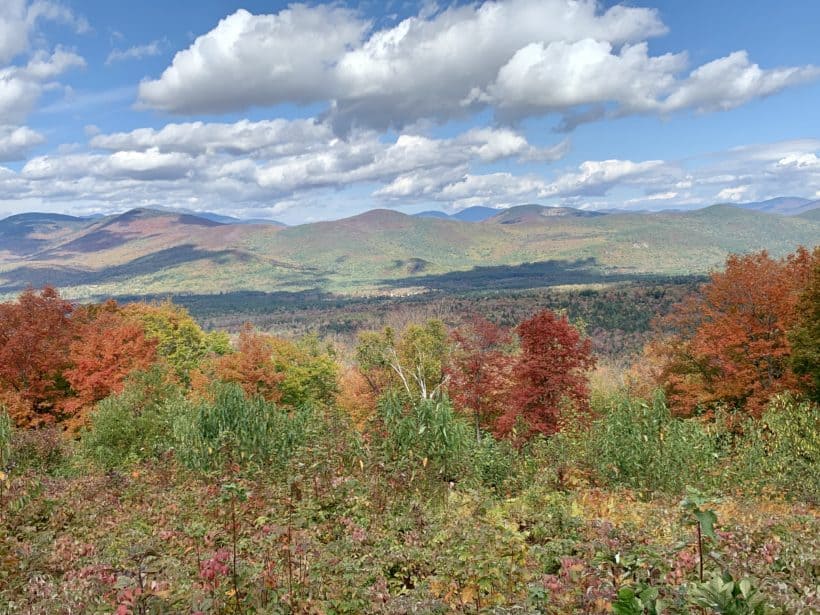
top-left (694, 509), bottom-right (718, 542)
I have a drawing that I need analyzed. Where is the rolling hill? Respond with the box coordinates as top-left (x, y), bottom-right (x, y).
top-left (0, 204), bottom-right (817, 300)
top-left (736, 196), bottom-right (820, 216)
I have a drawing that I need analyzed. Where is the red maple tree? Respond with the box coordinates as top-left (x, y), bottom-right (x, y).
top-left (200, 324), bottom-right (284, 402)
top-left (446, 315), bottom-right (514, 438)
top-left (497, 309), bottom-right (595, 438)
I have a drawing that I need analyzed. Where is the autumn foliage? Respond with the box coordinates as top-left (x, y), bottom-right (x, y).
top-left (497, 310), bottom-right (595, 438)
top-left (0, 287), bottom-right (74, 427)
top-left (446, 315), bottom-right (514, 437)
top-left (62, 303), bottom-right (158, 425)
top-left (650, 248), bottom-right (817, 417)
top-left (0, 288), bottom-right (214, 428)
top-left (199, 324), bottom-right (285, 402)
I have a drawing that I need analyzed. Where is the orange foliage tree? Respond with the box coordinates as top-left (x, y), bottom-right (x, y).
top-left (446, 315), bottom-right (514, 439)
top-left (652, 248), bottom-right (816, 417)
top-left (0, 287), bottom-right (74, 427)
top-left (336, 366), bottom-right (378, 431)
top-left (198, 324), bottom-right (284, 402)
top-left (62, 302), bottom-right (158, 425)
top-left (497, 309), bottom-right (595, 439)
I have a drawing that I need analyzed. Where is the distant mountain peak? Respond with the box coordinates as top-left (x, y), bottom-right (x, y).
top-left (485, 204), bottom-right (605, 224)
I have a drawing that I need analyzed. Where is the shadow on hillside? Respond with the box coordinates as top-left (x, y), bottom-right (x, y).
top-left (380, 257), bottom-right (645, 291)
top-left (48, 229), bottom-right (138, 254)
top-left (0, 245), bottom-right (288, 291)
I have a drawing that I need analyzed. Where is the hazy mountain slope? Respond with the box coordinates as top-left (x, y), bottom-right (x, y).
top-left (413, 206), bottom-right (500, 222)
top-left (484, 204), bottom-right (606, 224)
top-left (452, 206), bottom-right (500, 222)
top-left (736, 197), bottom-right (820, 215)
top-left (413, 210), bottom-right (451, 220)
top-left (797, 207), bottom-right (820, 221)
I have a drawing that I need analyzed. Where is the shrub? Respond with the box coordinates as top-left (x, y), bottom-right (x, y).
top-left (732, 394), bottom-right (820, 501)
top-left (469, 437), bottom-right (515, 492)
top-left (379, 394), bottom-right (472, 481)
top-left (587, 391), bottom-right (718, 493)
top-left (172, 382), bottom-right (312, 473)
top-left (80, 367), bottom-right (181, 469)
top-left (9, 427), bottom-right (69, 473)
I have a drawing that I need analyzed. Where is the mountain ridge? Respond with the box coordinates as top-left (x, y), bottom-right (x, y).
top-left (1, 202), bottom-right (817, 300)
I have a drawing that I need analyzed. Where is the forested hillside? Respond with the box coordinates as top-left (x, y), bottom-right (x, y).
top-left (1, 205), bottom-right (817, 299)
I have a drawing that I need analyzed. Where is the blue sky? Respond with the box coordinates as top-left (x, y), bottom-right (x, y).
top-left (2, 0), bottom-right (820, 223)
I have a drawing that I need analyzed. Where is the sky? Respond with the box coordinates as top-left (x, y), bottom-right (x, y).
top-left (1, 0), bottom-right (820, 224)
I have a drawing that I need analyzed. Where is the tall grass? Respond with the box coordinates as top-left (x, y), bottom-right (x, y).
top-left (380, 394), bottom-right (472, 480)
top-left (731, 394), bottom-right (820, 502)
top-left (587, 391), bottom-right (718, 493)
top-left (172, 382), bottom-right (312, 473)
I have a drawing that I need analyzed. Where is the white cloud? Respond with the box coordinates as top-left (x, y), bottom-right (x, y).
top-left (106, 39), bottom-right (166, 65)
top-left (0, 125), bottom-right (44, 161)
top-left (0, 47), bottom-right (84, 122)
top-left (486, 40), bottom-right (684, 119)
top-left (543, 159), bottom-right (669, 197)
top-left (3, 120), bottom-right (566, 213)
top-left (660, 51), bottom-right (820, 113)
top-left (0, 0), bottom-right (88, 64)
top-left (776, 153), bottom-right (820, 169)
top-left (137, 0), bottom-right (817, 131)
top-left (716, 186), bottom-right (749, 202)
top-left (138, 6), bottom-right (367, 113)
top-left (0, 2), bottom-right (86, 164)
top-left (90, 118), bottom-right (335, 157)
top-left (138, 0), bottom-right (667, 128)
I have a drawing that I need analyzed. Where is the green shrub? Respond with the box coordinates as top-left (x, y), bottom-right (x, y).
top-left (470, 437), bottom-right (515, 492)
top-left (588, 391), bottom-right (718, 493)
top-left (732, 394), bottom-right (820, 501)
top-left (80, 367), bottom-right (181, 469)
top-left (172, 382), bottom-right (312, 473)
top-left (379, 394), bottom-right (471, 480)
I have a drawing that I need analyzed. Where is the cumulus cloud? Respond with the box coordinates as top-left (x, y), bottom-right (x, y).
top-left (137, 0), bottom-right (817, 131)
top-left (0, 47), bottom-right (84, 121)
top-left (138, 0), bottom-right (667, 128)
top-left (0, 2), bottom-right (87, 163)
top-left (138, 5), bottom-right (367, 113)
top-left (90, 118), bottom-right (335, 157)
top-left (0, 125), bottom-right (45, 161)
top-left (0, 0), bottom-right (89, 64)
top-left (660, 51), bottom-right (820, 113)
top-left (2, 119), bottom-right (567, 213)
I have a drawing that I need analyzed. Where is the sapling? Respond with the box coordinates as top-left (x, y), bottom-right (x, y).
top-left (680, 486), bottom-right (719, 583)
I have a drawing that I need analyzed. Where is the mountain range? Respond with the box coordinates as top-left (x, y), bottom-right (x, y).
top-left (0, 201), bottom-right (818, 300)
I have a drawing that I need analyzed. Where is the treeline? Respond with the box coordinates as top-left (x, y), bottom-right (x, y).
top-left (0, 248), bottom-right (817, 434)
top-left (162, 277), bottom-right (702, 359)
